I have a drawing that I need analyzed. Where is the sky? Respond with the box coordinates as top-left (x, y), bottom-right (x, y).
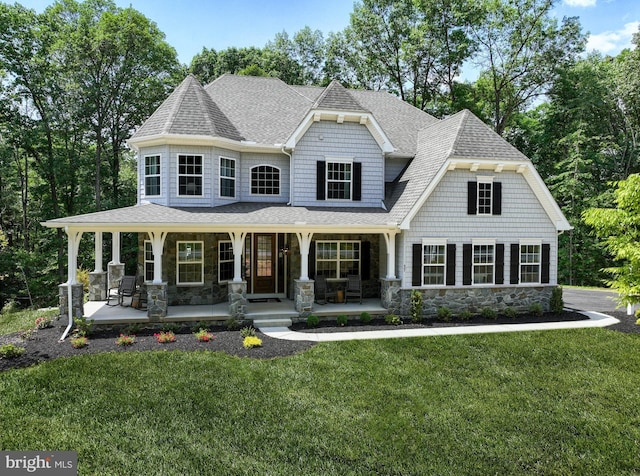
top-left (13, 0), bottom-right (640, 66)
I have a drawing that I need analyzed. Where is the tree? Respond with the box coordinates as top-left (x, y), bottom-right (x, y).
top-left (583, 174), bottom-right (640, 305)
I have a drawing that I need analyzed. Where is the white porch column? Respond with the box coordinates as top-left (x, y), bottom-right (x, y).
top-left (229, 231), bottom-right (247, 282)
top-left (94, 231), bottom-right (103, 272)
top-left (66, 228), bottom-right (83, 284)
top-left (296, 232), bottom-right (314, 280)
top-left (383, 232), bottom-right (397, 279)
top-left (111, 231), bottom-right (122, 264)
top-left (148, 231), bottom-right (167, 284)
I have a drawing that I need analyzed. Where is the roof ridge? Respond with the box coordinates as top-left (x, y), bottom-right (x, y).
top-left (164, 75), bottom-right (199, 134)
top-left (445, 109), bottom-right (471, 158)
top-left (312, 79), bottom-right (367, 112)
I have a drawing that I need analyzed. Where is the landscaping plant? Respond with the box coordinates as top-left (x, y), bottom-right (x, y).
top-left (240, 326), bottom-right (256, 338)
top-left (70, 336), bottom-right (88, 349)
top-left (359, 311), bottom-right (372, 323)
top-left (436, 307), bottom-right (452, 322)
top-left (154, 331), bottom-right (176, 343)
top-left (243, 336), bottom-right (262, 349)
top-left (481, 307), bottom-right (498, 320)
top-left (529, 303), bottom-right (544, 317)
top-left (306, 315), bottom-right (319, 328)
top-left (0, 343), bottom-right (25, 359)
top-left (337, 314), bottom-right (348, 326)
top-left (115, 334), bottom-right (136, 346)
top-left (410, 290), bottom-right (423, 323)
top-left (550, 287), bottom-right (564, 314)
top-left (194, 329), bottom-right (215, 342)
top-left (384, 314), bottom-right (402, 326)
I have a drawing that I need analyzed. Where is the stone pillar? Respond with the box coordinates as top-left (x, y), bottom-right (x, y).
top-left (58, 283), bottom-right (84, 323)
top-left (295, 279), bottom-right (314, 315)
top-left (146, 282), bottom-right (168, 322)
top-left (228, 280), bottom-right (247, 319)
top-left (108, 263), bottom-right (125, 291)
top-left (380, 278), bottom-right (401, 314)
top-left (88, 271), bottom-right (107, 301)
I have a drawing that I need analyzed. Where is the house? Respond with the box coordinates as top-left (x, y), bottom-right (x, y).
top-left (43, 74), bottom-right (571, 325)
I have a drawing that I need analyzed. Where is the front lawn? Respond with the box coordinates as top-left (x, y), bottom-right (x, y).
top-left (1, 328), bottom-right (639, 474)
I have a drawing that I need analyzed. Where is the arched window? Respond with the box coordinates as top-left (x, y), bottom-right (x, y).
top-left (251, 165), bottom-right (280, 195)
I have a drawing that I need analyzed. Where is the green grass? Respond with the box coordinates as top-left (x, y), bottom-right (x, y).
top-left (1, 329), bottom-right (640, 474)
top-left (0, 308), bottom-right (58, 335)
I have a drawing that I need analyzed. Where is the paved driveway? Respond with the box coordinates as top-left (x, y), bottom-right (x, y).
top-left (563, 288), bottom-right (621, 313)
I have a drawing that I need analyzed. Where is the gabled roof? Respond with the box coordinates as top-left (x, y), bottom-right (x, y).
top-left (312, 80), bottom-right (368, 112)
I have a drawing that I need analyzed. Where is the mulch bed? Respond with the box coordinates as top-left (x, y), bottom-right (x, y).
top-left (1, 309), bottom-right (637, 373)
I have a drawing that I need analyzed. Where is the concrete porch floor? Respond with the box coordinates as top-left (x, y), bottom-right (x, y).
top-left (83, 297), bottom-right (387, 325)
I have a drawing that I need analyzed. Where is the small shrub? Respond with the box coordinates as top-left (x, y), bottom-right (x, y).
top-left (529, 303), bottom-right (544, 317)
top-left (481, 307), bottom-right (497, 320)
top-left (34, 315), bottom-right (53, 329)
top-left (0, 343), bottom-right (26, 359)
top-left (437, 307), bottom-right (452, 322)
top-left (458, 310), bottom-right (473, 321)
top-left (240, 326), bottom-right (256, 338)
top-left (224, 318), bottom-right (240, 331)
top-left (337, 314), bottom-right (348, 326)
top-left (70, 336), bottom-right (88, 349)
top-left (635, 308), bottom-right (640, 319)
top-left (1, 300), bottom-right (20, 315)
top-left (243, 336), bottom-right (262, 349)
top-left (384, 314), bottom-right (402, 326)
top-left (636, 317), bottom-right (640, 326)
top-left (503, 307), bottom-right (518, 319)
top-left (115, 334), bottom-right (136, 346)
top-left (359, 311), bottom-right (372, 323)
top-left (76, 268), bottom-right (90, 293)
top-left (161, 323), bottom-right (179, 333)
top-left (194, 329), bottom-right (215, 342)
top-left (154, 331), bottom-right (176, 343)
top-left (306, 315), bottom-right (319, 328)
top-left (125, 323), bottom-right (142, 335)
top-left (410, 290), bottom-right (423, 323)
top-left (20, 328), bottom-right (38, 341)
top-left (192, 321), bottom-right (210, 332)
top-left (550, 287), bottom-right (564, 314)
top-left (73, 315), bottom-right (94, 337)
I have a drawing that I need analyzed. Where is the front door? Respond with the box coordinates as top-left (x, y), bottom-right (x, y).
top-left (253, 234), bottom-right (276, 294)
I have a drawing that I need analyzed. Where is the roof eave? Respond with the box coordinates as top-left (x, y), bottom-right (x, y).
top-left (127, 134), bottom-right (283, 153)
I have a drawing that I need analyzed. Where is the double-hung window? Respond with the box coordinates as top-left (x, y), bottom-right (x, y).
top-left (473, 240), bottom-right (495, 285)
top-left (144, 155), bottom-right (161, 196)
top-left (468, 177), bottom-right (501, 215)
top-left (422, 240), bottom-right (447, 285)
top-left (220, 157), bottom-right (236, 198)
top-left (477, 177), bottom-right (493, 215)
top-left (251, 165), bottom-right (280, 195)
top-left (316, 241), bottom-right (360, 278)
top-left (520, 241), bottom-right (541, 284)
top-left (144, 241), bottom-right (154, 282)
top-left (178, 154), bottom-right (203, 196)
top-left (218, 241), bottom-right (234, 282)
top-left (326, 161), bottom-right (352, 200)
top-left (177, 241), bottom-right (204, 285)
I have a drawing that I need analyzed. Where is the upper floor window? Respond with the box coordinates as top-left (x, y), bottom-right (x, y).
top-left (316, 159), bottom-right (361, 201)
top-left (220, 157), bottom-right (236, 198)
top-left (177, 241), bottom-right (204, 285)
top-left (144, 155), bottom-right (161, 196)
top-left (327, 161), bottom-right (352, 200)
top-left (178, 154), bottom-right (203, 196)
top-left (251, 165), bottom-right (280, 195)
top-left (316, 241), bottom-right (360, 278)
top-left (218, 241), bottom-right (234, 282)
top-left (468, 177), bottom-right (501, 215)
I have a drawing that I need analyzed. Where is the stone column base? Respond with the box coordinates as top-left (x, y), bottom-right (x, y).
top-left (89, 271), bottom-right (107, 301)
top-left (294, 279), bottom-right (314, 316)
top-left (58, 283), bottom-right (84, 324)
top-left (380, 278), bottom-right (401, 313)
top-left (228, 281), bottom-right (247, 319)
top-left (146, 282), bottom-right (168, 322)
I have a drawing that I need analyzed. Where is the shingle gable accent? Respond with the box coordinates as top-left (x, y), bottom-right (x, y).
top-left (312, 80), bottom-right (368, 112)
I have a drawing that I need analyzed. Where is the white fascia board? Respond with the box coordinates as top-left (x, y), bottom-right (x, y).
top-left (520, 164), bottom-right (572, 231)
top-left (285, 110), bottom-right (395, 153)
top-left (127, 134), bottom-right (282, 154)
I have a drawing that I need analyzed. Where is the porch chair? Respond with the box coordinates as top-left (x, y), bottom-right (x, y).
top-left (106, 275), bottom-right (138, 307)
top-left (345, 274), bottom-right (362, 304)
top-left (314, 274), bottom-right (336, 305)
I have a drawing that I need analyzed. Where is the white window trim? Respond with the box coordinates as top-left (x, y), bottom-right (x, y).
top-left (472, 239), bottom-right (495, 285)
top-left (177, 154), bottom-right (204, 197)
top-left (249, 164), bottom-right (281, 196)
top-left (218, 240), bottom-right (234, 283)
top-left (519, 239), bottom-right (542, 285)
top-left (176, 241), bottom-right (204, 285)
top-left (143, 240), bottom-right (154, 282)
top-left (325, 157), bottom-right (354, 201)
top-left (421, 238), bottom-right (447, 287)
top-left (144, 155), bottom-right (161, 197)
top-left (219, 156), bottom-right (236, 199)
top-left (316, 240), bottom-right (361, 279)
top-left (476, 175), bottom-right (494, 216)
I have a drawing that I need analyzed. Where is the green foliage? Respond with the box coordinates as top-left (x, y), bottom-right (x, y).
top-left (1, 300), bottom-right (20, 315)
top-left (115, 334), bottom-right (135, 346)
top-left (193, 329), bottom-right (215, 342)
top-left (529, 303), bottom-right (544, 317)
top-left (154, 331), bottom-right (176, 343)
top-left (359, 311), bottom-right (372, 323)
top-left (384, 314), bottom-right (402, 326)
top-left (160, 323), bottom-right (179, 333)
top-left (550, 287), bottom-right (564, 314)
top-left (336, 314), bottom-right (348, 327)
top-left (70, 336), bottom-right (88, 349)
top-left (191, 321), bottom-right (209, 332)
top-left (240, 326), bottom-right (256, 338)
top-left (224, 318), bottom-right (240, 331)
top-left (503, 307), bottom-right (518, 319)
top-left (436, 307), bottom-right (452, 322)
top-left (410, 290), bottom-right (423, 323)
top-left (243, 335), bottom-right (262, 349)
top-left (73, 315), bottom-right (94, 337)
top-left (306, 315), bottom-right (319, 328)
top-left (125, 323), bottom-right (142, 335)
top-left (458, 310), bottom-right (473, 321)
top-left (0, 343), bottom-right (25, 358)
top-left (481, 307), bottom-right (497, 320)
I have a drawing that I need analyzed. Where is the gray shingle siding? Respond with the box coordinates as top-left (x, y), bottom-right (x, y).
top-left (239, 152), bottom-right (290, 203)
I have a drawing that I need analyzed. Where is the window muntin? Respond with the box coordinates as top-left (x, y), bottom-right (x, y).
top-left (477, 182), bottom-right (492, 215)
top-left (326, 161), bottom-right (352, 200)
top-left (144, 241), bottom-right (154, 282)
top-left (218, 241), bottom-right (234, 282)
top-left (422, 244), bottom-right (446, 285)
top-left (178, 154), bottom-right (203, 196)
top-left (316, 241), bottom-right (360, 278)
top-left (177, 241), bottom-right (204, 285)
top-left (251, 165), bottom-right (280, 195)
top-left (144, 155), bottom-right (161, 196)
top-left (220, 157), bottom-right (236, 198)
top-left (520, 243), bottom-right (541, 284)
top-left (473, 244), bottom-right (494, 284)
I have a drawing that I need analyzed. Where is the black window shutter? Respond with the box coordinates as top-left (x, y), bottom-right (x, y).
top-left (316, 161), bottom-right (325, 200)
top-left (353, 162), bottom-right (362, 201)
top-left (308, 241), bottom-right (316, 278)
top-left (493, 182), bottom-right (502, 215)
top-left (510, 243), bottom-right (520, 284)
top-left (495, 243), bottom-right (504, 284)
top-left (541, 243), bottom-right (550, 284)
top-left (361, 241), bottom-right (370, 280)
top-left (463, 244), bottom-right (472, 285)
top-left (412, 244), bottom-right (422, 286)
top-left (467, 182), bottom-right (477, 215)
top-left (446, 244), bottom-right (456, 286)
